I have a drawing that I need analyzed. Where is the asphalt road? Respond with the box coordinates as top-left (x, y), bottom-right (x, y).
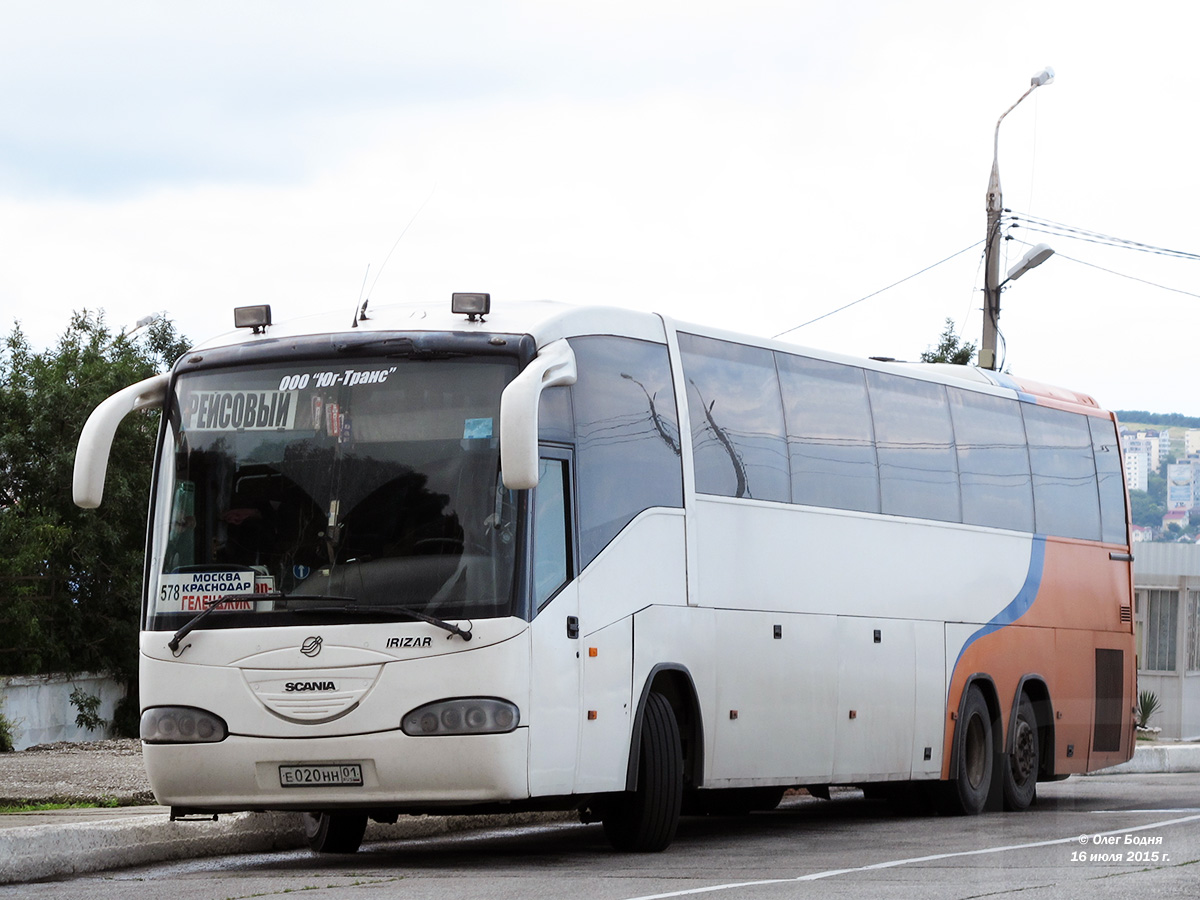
top-left (7, 772), bottom-right (1199, 900)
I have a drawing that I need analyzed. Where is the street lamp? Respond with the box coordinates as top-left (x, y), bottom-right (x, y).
top-left (1003, 242), bottom-right (1055, 285)
top-left (980, 66), bottom-right (1055, 370)
top-left (98, 312), bottom-right (164, 353)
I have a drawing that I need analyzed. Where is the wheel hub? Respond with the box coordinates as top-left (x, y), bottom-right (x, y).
top-left (965, 715), bottom-right (987, 788)
top-left (1011, 719), bottom-right (1036, 782)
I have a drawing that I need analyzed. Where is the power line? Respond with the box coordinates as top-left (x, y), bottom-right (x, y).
top-left (771, 213), bottom-right (1200, 344)
top-left (773, 241), bottom-right (984, 339)
top-left (1006, 212), bottom-right (1200, 262)
top-left (1007, 238), bottom-right (1200, 301)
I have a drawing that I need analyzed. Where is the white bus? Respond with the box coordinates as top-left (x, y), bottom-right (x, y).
top-left (74, 295), bottom-right (1135, 853)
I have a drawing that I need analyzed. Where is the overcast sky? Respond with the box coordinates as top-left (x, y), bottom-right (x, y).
top-left (3, 1), bottom-right (1198, 415)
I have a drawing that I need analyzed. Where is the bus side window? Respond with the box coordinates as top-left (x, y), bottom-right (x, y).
top-left (538, 385), bottom-right (574, 443)
top-left (948, 388), bottom-right (1034, 533)
top-left (1023, 404), bottom-right (1102, 541)
top-left (866, 371), bottom-right (961, 523)
top-left (1090, 416), bottom-right (1128, 545)
top-left (677, 332), bottom-right (790, 503)
top-left (569, 337), bottom-right (683, 567)
top-left (533, 456), bottom-right (572, 610)
top-left (777, 353), bottom-right (879, 514)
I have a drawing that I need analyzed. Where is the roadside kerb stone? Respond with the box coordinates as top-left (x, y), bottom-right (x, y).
top-left (0, 810), bottom-right (306, 885)
top-left (1090, 742), bottom-right (1200, 775)
top-left (0, 808), bottom-right (578, 885)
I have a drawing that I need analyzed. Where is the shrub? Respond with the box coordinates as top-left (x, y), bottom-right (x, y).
top-left (0, 707), bottom-right (15, 752)
top-left (70, 686), bottom-right (108, 734)
top-left (1136, 690), bottom-right (1161, 729)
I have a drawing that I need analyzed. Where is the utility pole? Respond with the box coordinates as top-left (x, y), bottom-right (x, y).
top-left (980, 67), bottom-right (1055, 370)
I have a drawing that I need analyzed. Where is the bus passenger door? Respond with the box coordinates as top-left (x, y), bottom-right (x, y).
top-left (527, 451), bottom-right (582, 796)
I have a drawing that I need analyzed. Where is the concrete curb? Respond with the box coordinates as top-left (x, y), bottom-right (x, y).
top-left (0, 811), bottom-right (307, 885)
top-left (1090, 742), bottom-right (1200, 775)
top-left (0, 808), bottom-right (578, 885)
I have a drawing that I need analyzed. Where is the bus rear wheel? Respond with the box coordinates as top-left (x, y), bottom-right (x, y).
top-left (602, 691), bottom-right (682, 851)
top-left (1002, 694), bottom-right (1039, 811)
top-left (304, 811), bottom-right (368, 854)
top-left (946, 685), bottom-right (993, 815)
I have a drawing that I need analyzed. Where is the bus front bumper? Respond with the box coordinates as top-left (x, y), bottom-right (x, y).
top-left (142, 728), bottom-right (530, 811)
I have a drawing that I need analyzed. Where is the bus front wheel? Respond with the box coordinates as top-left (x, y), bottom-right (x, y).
top-left (947, 685), bottom-right (993, 815)
top-left (304, 811), bottom-right (368, 854)
top-left (602, 691), bottom-right (683, 851)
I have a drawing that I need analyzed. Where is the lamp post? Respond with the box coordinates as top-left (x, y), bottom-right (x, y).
top-left (98, 313), bottom-right (163, 353)
top-left (980, 67), bottom-right (1054, 370)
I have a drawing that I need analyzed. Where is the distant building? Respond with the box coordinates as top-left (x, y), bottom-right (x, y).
top-left (1122, 430), bottom-right (1165, 470)
top-left (1163, 509), bottom-right (1191, 530)
top-left (1124, 449), bottom-right (1150, 493)
top-left (1167, 463), bottom-right (1195, 511)
top-left (1132, 542), bottom-right (1200, 740)
top-left (1132, 525), bottom-right (1155, 543)
top-left (1186, 428), bottom-right (1200, 457)
top-left (1120, 429), bottom-right (1165, 494)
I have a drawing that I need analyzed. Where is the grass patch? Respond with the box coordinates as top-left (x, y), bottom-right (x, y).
top-left (0, 796), bottom-right (123, 814)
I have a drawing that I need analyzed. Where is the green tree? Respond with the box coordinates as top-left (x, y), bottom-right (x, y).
top-left (921, 318), bottom-right (977, 365)
top-left (1128, 489), bottom-right (1165, 528)
top-left (0, 312), bottom-right (188, 688)
top-left (1146, 466), bottom-right (1167, 509)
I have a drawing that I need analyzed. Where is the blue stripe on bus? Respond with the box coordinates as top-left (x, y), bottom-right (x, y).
top-left (984, 369), bottom-right (1038, 404)
top-left (951, 535), bottom-right (1047, 677)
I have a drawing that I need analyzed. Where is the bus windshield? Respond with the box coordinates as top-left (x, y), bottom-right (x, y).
top-left (147, 355), bottom-right (520, 631)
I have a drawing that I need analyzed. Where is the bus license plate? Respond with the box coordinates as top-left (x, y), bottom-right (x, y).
top-left (279, 764), bottom-right (364, 788)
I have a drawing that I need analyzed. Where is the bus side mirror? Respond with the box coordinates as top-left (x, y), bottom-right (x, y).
top-left (499, 340), bottom-right (577, 490)
top-left (73, 373), bottom-right (170, 508)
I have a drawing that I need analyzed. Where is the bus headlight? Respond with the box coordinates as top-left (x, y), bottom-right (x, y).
top-left (401, 698), bottom-right (520, 736)
top-left (140, 706), bottom-right (228, 743)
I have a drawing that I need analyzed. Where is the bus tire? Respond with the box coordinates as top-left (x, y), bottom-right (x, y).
top-left (947, 685), bottom-right (993, 816)
top-left (602, 691), bottom-right (682, 852)
top-left (1002, 694), bottom-right (1039, 811)
top-left (304, 811), bottom-right (368, 853)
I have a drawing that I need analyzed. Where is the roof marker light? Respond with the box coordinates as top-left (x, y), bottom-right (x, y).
top-left (233, 305), bottom-right (272, 333)
top-left (452, 293), bottom-right (490, 321)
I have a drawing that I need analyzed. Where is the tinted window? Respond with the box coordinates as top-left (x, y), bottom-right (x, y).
top-left (153, 357), bottom-right (520, 630)
top-left (867, 372), bottom-right (960, 522)
top-left (679, 333), bottom-right (790, 502)
top-left (538, 385), bottom-right (574, 443)
top-left (777, 353), bottom-right (879, 513)
top-left (1023, 405), bottom-right (1101, 540)
top-left (533, 457), bottom-right (571, 609)
top-left (569, 337), bottom-right (683, 567)
top-left (1090, 416), bottom-right (1128, 545)
top-left (948, 389), bottom-right (1034, 532)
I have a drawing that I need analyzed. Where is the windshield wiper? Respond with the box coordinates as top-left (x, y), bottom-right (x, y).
top-left (167, 591), bottom-right (283, 654)
top-left (277, 594), bottom-right (358, 606)
top-left (167, 592), bottom-right (471, 656)
top-left (381, 605), bottom-right (473, 641)
top-left (295, 604), bottom-right (473, 641)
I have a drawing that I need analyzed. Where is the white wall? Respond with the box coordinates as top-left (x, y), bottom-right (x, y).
top-left (0, 673), bottom-right (126, 751)
top-left (1133, 543), bottom-right (1200, 741)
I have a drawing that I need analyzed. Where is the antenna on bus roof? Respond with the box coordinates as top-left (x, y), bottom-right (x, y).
top-left (350, 265), bottom-right (371, 328)
top-left (348, 185), bottom-right (438, 329)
